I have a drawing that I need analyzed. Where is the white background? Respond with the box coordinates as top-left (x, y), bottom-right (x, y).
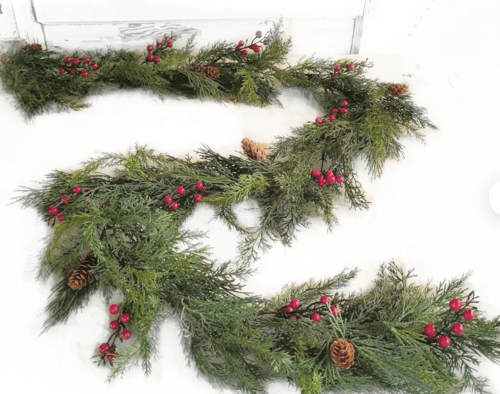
top-left (1, 0), bottom-right (500, 393)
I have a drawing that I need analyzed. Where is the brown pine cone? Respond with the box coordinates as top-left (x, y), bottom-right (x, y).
top-left (22, 43), bottom-right (43, 52)
top-left (387, 84), bottom-right (409, 97)
top-left (329, 339), bottom-right (355, 369)
top-left (241, 138), bottom-right (268, 161)
top-left (68, 254), bottom-right (97, 290)
top-left (189, 64), bottom-right (221, 80)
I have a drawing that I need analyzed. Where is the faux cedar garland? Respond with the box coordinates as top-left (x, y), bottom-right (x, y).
top-left (9, 22), bottom-right (500, 394)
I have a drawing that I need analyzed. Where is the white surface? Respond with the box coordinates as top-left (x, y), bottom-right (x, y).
top-left (1, 1), bottom-right (500, 393)
top-left (490, 181), bottom-right (500, 215)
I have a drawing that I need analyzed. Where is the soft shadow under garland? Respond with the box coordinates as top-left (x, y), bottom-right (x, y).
top-left (9, 22), bottom-right (500, 394)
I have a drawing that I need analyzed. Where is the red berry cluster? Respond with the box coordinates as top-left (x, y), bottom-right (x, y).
top-left (315, 101), bottom-right (349, 125)
top-left (96, 304), bottom-right (133, 365)
top-left (163, 181), bottom-right (205, 211)
top-left (234, 30), bottom-right (269, 57)
top-left (58, 56), bottom-right (99, 77)
top-left (423, 296), bottom-right (476, 348)
top-left (278, 295), bottom-right (344, 322)
top-left (311, 170), bottom-right (344, 188)
top-left (48, 185), bottom-right (85, 224)
top-left (331, 60), bottom-right (367, 81)
top-left (145, 33), bottom-right (177, 64)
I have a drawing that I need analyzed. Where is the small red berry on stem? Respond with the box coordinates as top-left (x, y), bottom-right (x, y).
top-left (284, 306), bottom-right (294, 313)
top-left (109, 304), bottom-right (120, 315)
top-left (438, 336), bottom-right (451, 348)
top-left (171, 202), bottom-right (180, 211)
top-left (340, 108), bottom-right (347, 115)
top-left (317, 177), bottom-right (326, 188)
top-left (98, 343), bottom-right (110, 355)
top-left (329, 115), bottom-right (336, 122)
top-left (154, 56), bottom-right (161, 64)
top-left (334, 65), bottom-right (341, 72)
top-left (121, 313), bottom-right (131, 324)
top-left (290, 299), bottom-right (301, 309)
top-left (341, 101), bottom-right (348, 107)
top-left (331, 305), bottom-right (340, 317)
top-left (252, 45), bottom-right (261, 53)
top-left (194, 195), bottom-right (203, 203)
top-left (49, 207), bottom-right (59, 216)
top-left (72, 58), bottom-right (80, 66)
top-left (164, 196), bottom-right (173, 204)
top-left (311, 312), bottom-right (321, 322)
top-left (311, 170), bottom-right (321, 178)
top-left (83, 57), bottom-right (90, 64)
top-left (451, 323), bottom-right (464, 335)
top-left (348, 63), bottom-right (356, 70)
top-left (336, 175), bottom-right (344, 184)
top-left (177, 186), bottom-right (185, 195)
top-left (147, 45), bottom-right (154, 52)
top-left (107, 353), bottom-right (118, 363)
top-left (195, 182), bottom-right (204, 192)
top-left (91, 63), bottom-right (99, 70)
top-left (449, 298), bottom-right (462, 311)
top-left (74, 186), bottom-right (83, 194)
top-left (146, 54), bottom-right (154, 62)
top-left (57, 214), bottom-right (65, 222)
top-left (320, 295), bottom-right (330, 305)
top-left (61, 196), bottom-right (70, 204)
top-left (69, 69), bottom-right (76, 75)
top-left (64, 56), bottom-right (72, 63)
top-left (238, 40), bottom-right (245, 47)
top-left (156, 40), bottom-right (163, 46)
top-left (166, 41), bottom-right (173, 48)
top-left (241, 49), bottom-right (248, 56)
top-left (325, 171), bottom-right (335, 184)
top-left (58, 68), bottom-right (65, 75)
top-left (463, 309), bottom-right (475, 321)
top-left (81, 70), bottom-right (89, 78)
top-left (120, 330), bottom-right (132, 340)
top-left (110, 320), bottom-right (120, 330)
top-left (289, 315), bottom-right (297, 321)
top-left (315, 117), bottom-right (324, 125)
top-left (424, 323), bottom-right (436, 338)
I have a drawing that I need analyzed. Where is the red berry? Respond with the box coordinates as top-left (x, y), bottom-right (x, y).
top-left (325, 171), bottom-right (336, 184)
top-left (164, 196), bottom-right (173, 204)
top-left (164, 35), bottom-right (170, 40)
top-left (146, 54), bottom-right (154, 62)
top-left (72, 58), bottom-right (80, 66)
top-left (57, 214), bottom-right (65, 222)
top-left (332, 108), bottom-right (339, 114)
top-left (83, 57), bottom-right (90, 64)
top-left (120, 330), bottom-right (132, 340)
top-left (320, 295), bottom-right (330, 305)
top-left (340, 108), bottom-right (347, 115)
top-left (61, 196), bottom-right (70, 204)
top-left (311, 312), bottom-right (321, 322)
top-left (156, 40), bottom-right (163, 46)
top-left (341, 100), bottom-right (348, 107)
top-left (195, 182), bottom-right (204, 192)
top-left (154, 56), bottom-right (161, 64)
top-left (316, 117), bottom-right (324, 125)
top-left (331, 305), bottom-right (340, 317)
top-left (317, 177), bottom-right (326, 188)
top-left (424, 323), bottom-right (436, 338)
top-left (121, 313), bottom-right (131, 324)
top-left (69, 69), bottom-right (76, 75)
top-left (107, 353), bottom-right (118, 363)
top-left (64, 56), bottom-right (72, 63)
top-left (81, 70), bottom-right (89, 78)
top-left (438, 336), bottom-right (451, 348)
top-left (451, 323), bottom-right (464, 335)
top-left (290, 299), bottom-right (301, 309)
top-left (73, 186), bottom-right (82, 194)
top-left (166, 41), bottom-right (173, 48)
top-left (241, 50), bottom-right (248, 56)
top-left (289, 316), bottom-right (297, 321)
top-left (348, 63), bottom-right (356, 70)
top-left (311, 170), bottom-right (321, 178)
top-left (253, 45), bottom-right (261, 53)
top-left (238, 40), bottom-right (245, 46)
top-left (361, 61), bottom-right (367, 67)
top-left (49, 207), bottom-right (59, 216)
top-left (98, 343), bottom-right (110, 355)
top-left (177, 186), bottom-right (185, 195)
top-left (449, 298), bottom-right (462, 311)
top-left (284, 306), bottom-right (294, 313)
top-left (334, 65), bottom-right (341, 72)
top-left (146, 45), bottom-right (154, 52)
top-left (336, 175), bottom-right (344, 184)
top-left (91, 63), bottom-right (99, 70)
top-left (109, 304), bottom-right (120, 315)
top-left (329, 115), bottom-right (336, 122)
top-left (463, 309), bottom-right (475, 321)
top-left (58, 68), bottom-right (65, 75)
top-left (110, 320), bottom-right (120, 330)
top-left (194, 195), bottom-right (203, 203)
top-left (171, 202), bottom-right (180, 211)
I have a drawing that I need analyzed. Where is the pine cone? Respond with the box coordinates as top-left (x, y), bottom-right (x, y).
top-left (387, 84), bottom-right (409, 97)
top-left (189, 64), bottom-right (221, 80)
top-left (242, 138), bottom-right (268, 161)
top-left (329, 339), bottom-right (355, 369)
top-left (68, 255), bottom-right (97, 290)
top-left (22, 43), bottom-right (43, 52)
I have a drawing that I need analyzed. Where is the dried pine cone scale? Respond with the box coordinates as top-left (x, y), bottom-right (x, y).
top-left (241, 138), bottom-right (268, 161)
top-left (189, 64), bottom-right (221, 80)
top-left (22, 43), bottom-right (43, 52)
top-left (68, 254), bottom-right (97, 290)
top-left (388, 84), bottom-right (409, 97)
top-left (329, 339), bottom-right (355, 369)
